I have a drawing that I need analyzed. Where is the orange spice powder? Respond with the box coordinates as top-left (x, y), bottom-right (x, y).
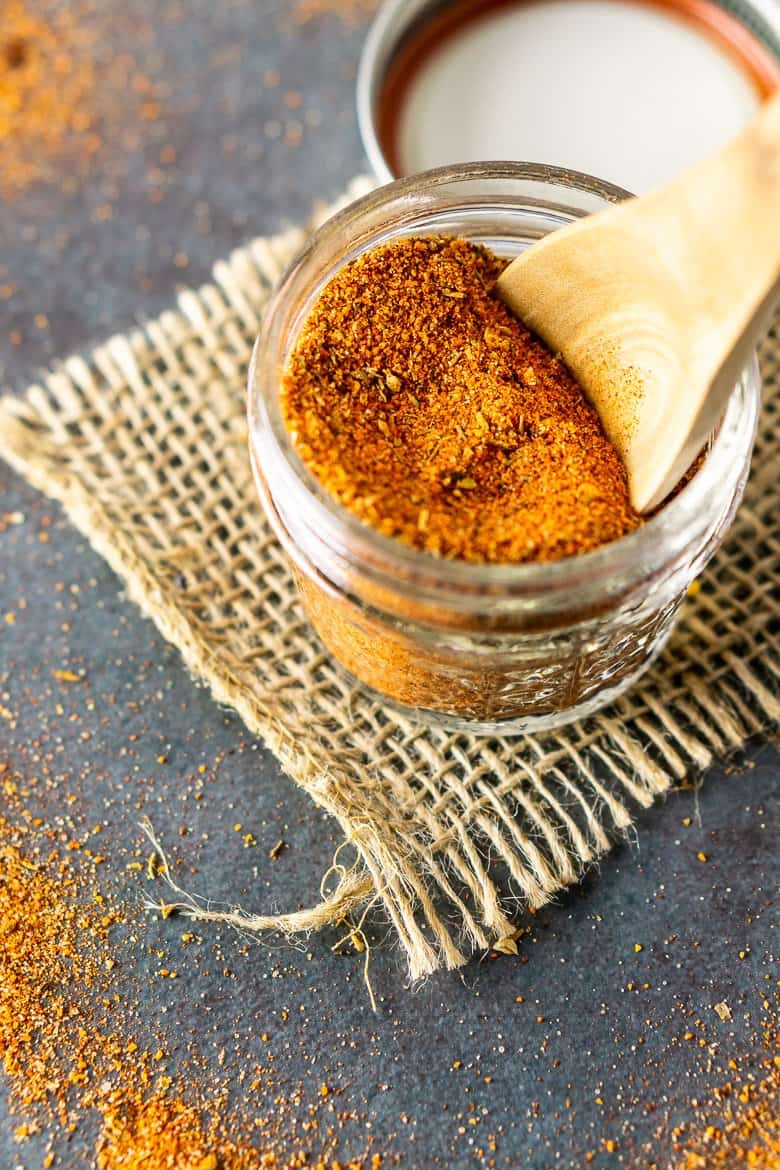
top-left (0, 0), bottom-right (99, 195)
top-left (672, 1031), bottom-right (780, 1169)
top-left (293, 0), bottom-right (380, 25)
top-left (282, 236), bottom-right (640, 564)
top-left (0, 813), bottom-right (379, 1169)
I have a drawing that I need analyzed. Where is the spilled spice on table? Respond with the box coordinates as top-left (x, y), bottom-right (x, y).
top-left (0, 0), bottom-right (98, 195)
top-left (0, 810), bottom-right (382, 1169)
top-left (282, 236), bottom-right (640, 563)
top-left (293, 0), bottom-right (379, 25)
top-left (671, 1026), bottom-right (779, 1169)
top-left (0, 0), bottom-right (167, 197)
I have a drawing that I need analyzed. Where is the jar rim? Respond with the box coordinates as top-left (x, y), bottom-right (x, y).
top-left (248, 162), bottom-right (760, 606)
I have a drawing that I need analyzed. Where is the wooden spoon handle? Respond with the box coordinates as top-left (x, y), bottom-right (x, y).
top-left (648, 89), bottom-right (780, 495)
top-left (676, 88), bottom-right (780, 346)
top-left (498, 90), bottom-right (780, 511)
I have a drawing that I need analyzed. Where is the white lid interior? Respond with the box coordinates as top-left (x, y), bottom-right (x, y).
top-left (386, 0), bottom-right (777, 192)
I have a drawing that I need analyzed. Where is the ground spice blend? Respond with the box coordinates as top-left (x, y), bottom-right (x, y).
top-left (0, 810), bottom-right (384, 1169)
top-left (282, 236), bottom-right (640, 564)
top-left (273, 235), bottom-right (663, 722)
top-left (0, 0), bottom-right (98, 196)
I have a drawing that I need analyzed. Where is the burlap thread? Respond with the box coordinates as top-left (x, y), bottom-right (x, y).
top-left (1, 185), bottom-right (778, 978)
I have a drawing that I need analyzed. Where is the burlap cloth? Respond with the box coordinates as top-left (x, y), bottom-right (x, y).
top-left (1, 186), bottom-right (778, 979)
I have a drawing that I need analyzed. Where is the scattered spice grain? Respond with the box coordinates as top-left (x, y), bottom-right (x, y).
top-left (282, 237), bottom-right (640, 564)
top-left (0, 0), bottom-right (169, 198)
top-left (0, 0), bottom-right (97, 195)
top-left (672, 1038), bottom-right (779, 1169)
top-left (0, 813), bottom-right (381, 1169)
top-left (293, 0), bottom-right (379, 25)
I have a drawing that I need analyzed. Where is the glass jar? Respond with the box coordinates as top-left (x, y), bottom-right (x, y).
top-left (247, 163), bottom-right (760, 734)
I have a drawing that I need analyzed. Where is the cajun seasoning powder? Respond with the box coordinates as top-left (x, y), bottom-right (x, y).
top-left (0, 808), bottom-right (384, 1168)
top-left (258, 229), bottom-right (705, 725)
top-left (282, 236), bottom-right (640, 565)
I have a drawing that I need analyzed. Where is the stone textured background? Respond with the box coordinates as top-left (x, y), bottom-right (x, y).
top-left (0, 3), bottom-right (777, 1167)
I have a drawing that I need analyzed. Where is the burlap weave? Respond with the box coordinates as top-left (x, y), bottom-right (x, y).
top-left (1, 187), bottom-right (778, 978)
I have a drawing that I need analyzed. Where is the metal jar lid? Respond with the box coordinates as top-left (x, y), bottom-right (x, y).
top-left (357, 0), bottom-right (780, 191)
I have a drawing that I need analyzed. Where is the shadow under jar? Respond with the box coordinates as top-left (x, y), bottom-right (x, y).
top-left (247, 164), bottom-right (760, 735)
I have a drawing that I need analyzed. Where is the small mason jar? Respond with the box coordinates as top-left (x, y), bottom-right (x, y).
top-left (247, 164), bottom-right (760, 735)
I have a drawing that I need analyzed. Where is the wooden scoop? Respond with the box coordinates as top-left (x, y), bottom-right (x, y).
top-left (497, 89), bottom-right (780, 512)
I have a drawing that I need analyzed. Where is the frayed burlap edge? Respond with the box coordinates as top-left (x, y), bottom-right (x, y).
top-left (0, 182), bottom-right (778, 980)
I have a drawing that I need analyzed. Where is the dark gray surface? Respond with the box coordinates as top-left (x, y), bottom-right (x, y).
top-left (0, 4), bottom-right (777, 1168)
top-left (1, 0), bottom-right (367, 391)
